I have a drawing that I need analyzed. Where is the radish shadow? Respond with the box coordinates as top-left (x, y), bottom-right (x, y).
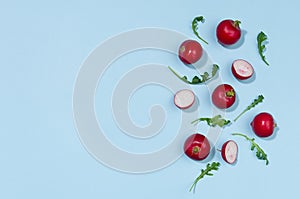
top-left (182, 95), bottom-right (199, 113)
top-left (183, 50), bottom-right (209, 69)
top-left (259, 124), bottom-right (280, 141)
top-left (235, 70), bottom-right (256, 84)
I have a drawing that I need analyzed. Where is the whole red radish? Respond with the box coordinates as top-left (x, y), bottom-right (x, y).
top-left (184, 133), bottom-right (210, 161)
top-left (178, 40), bottom-right (203, 64)
top-left (174, 89), bottom-right (195, 109)
top-left (216, 19), bottom-right (241, 45)
top-left (251, 112), bottom-right (277, 137)
top-left (221, 140), bottom-right (238, 164)
top-left (232, 59), bottom-right (254, 80)
top-left (211, 84), bottom-right (236, 109)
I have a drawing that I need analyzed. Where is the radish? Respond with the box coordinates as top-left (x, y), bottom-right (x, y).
top-left (184, 133), bottom-right (211, 161)
top-left (216, 19), bottom-right (241, 46)
top-left (221, 140), bottom-right (238, 164)
top-left (211, 84), bottom-right (236, 109)
top-left (178, 40), bottom-right (203, 64)
top-left (174, 89), bottom-right (195, 109)
top-left (231, 59), bottom-right (254, 80)
top-left (251, 112), bottom-right (277, 137)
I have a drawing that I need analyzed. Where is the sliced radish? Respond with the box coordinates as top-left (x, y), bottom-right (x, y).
top-left (221, 140), bottom-right (238, 164)
top-left (231, 59), bottom-right (254, 80)
top-left (174, 89), bottom-right (195, 109)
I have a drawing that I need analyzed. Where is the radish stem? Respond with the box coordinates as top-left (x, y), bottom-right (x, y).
top-left (192, 146), bottom-right (200, 154)
top-left (233, 20), bottom-right (241, 28)
top-left (226, 90), bottom-right (235, 97)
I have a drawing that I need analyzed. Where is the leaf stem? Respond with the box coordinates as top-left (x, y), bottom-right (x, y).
top-left (232, 133), bottom-right (248, 139)
top-left (191, 118), bottom-right (201, 125)
top-left (233, 95), bottom-right (264, 122)
top-left (232, 133), bottom-right (269, 165)
top-left (233, 110), bottom-right (247, 122)
top-left (168, 65), bottom-right (219, 85)
top-left (192, 16), bottom-right (209, 45)
top-left (192, 115), bottom-right (230, 127)
top-left (167, 66), bottom-right (189, 84)
top-left (189, 162), bottom-right (220, 193)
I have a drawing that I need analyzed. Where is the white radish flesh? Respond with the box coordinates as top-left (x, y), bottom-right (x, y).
top-left (232, 59), bottom-right (254, 80)
top-left (221, 140), bottom-right (238, 164)
top-left (174, 89), bottom-right (195, 109)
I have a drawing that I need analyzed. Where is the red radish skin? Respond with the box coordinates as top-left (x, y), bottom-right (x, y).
top-left (174, 89), bottom-right (195, 109)
top-left (216, 19), bottom-right (241, 45)
top-left (232, 59), bottom-right (254, 80)
top-left (211, 84), bottom-right (236, 109)
top-left (221, 140), bottom-right (238, 164)
top-left (251, 112), bottom-right (277, 137)
top-left (184, 134), bottom-right (211, 161)
top-left (178, 40), bottom-right (203, 64)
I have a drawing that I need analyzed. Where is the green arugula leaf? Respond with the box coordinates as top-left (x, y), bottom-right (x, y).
top-left (192, 76), bottom-right (201, 84)
top-left (168, 64), bottom-right (219, 85)
top-left (257, 31), bottom-right (270, 66)
top-left (211, 64), bottom-right (219, 77)
top-left (232, 133), bottom-right (269, 165)
top-left (192, 16), bottom-right (208, 44)
top-left (233, 95), bottom-right (264, 122)
top-left (190, 162), bottom-right (220, 193)
top-left (191, 115), bottom-right (231, 127)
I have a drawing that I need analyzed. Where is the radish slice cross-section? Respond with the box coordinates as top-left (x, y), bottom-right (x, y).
top-left (231, 59), bottom-right (254, 80)
top-left (221, 140), bottom-right (238, 164)
top-left (174, 89), bottom-right (195, 109)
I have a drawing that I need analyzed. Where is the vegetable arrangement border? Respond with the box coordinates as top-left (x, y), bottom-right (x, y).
top-left (169, 15), bottom-right (277, 193)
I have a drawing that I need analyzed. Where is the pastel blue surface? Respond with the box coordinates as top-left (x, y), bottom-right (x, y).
top-left (1, 0), bottom-right (300, 198)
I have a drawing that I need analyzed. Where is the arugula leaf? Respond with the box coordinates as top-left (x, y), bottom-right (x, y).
top-left (192, 16), bottom-right (208, 44)
top-left (257, 31), bottom-right (270, 66)
top-left (232, 133), bottom-right (269, 165)
top-left (191, 115), bottom-right (231, 127)
top-left (211, 64), bottom-right (219, 77)
top-left (168, 64), bottom-right (219, 85)
top-left (233, 95), bottom-right (264, 122)
top-left (190, 162), bottom-right (220, 193)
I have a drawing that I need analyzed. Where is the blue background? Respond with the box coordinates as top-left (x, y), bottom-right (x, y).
top-left (1, 0), bottom-right (299, 198)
